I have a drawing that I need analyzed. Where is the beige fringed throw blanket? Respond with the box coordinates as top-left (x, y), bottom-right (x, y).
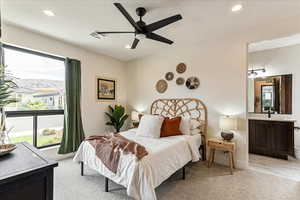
top-left (86, 133), bottom-right (148, 174)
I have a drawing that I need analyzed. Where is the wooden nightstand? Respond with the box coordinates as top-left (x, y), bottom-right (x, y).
top-left (207, 138), bottom-right (236, 174)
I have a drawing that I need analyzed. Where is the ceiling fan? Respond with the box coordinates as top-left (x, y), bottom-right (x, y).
top-left (91, 3), bottom-right (183, 49)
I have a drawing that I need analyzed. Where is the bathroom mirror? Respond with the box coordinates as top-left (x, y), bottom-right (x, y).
top-left (247, 35), bottom-right (298, 115)
top-left (248, 74), bottom-right (292, 114)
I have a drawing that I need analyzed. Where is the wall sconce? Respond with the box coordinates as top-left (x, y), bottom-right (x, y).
top-left (248, 68), bottom-right (266, 79)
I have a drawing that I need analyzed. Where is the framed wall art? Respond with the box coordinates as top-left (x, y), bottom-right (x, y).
top-left (96, 76), bottom-right (116, 101)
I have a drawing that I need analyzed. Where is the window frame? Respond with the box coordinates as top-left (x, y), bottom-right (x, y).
top-left (2, 43), bottom-right (65, 149)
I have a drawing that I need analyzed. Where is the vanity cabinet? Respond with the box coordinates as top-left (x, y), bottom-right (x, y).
top-left (249, 119), bottom-right (295, 159)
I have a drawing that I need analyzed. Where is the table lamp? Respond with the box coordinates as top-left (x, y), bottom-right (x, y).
top-left (219, 116), bottom-right (238, 141)
top-left (131, 111), bottom-right (140, 128)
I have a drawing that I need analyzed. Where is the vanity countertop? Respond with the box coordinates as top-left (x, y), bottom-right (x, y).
top-left (248, 117), bottom-right (296, 122)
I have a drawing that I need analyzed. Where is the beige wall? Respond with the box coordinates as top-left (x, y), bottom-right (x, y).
top-left (126, 39), bottom-right (249, 168)
top-left (2, 23), bottom-right (128, 159)
top-left (126, 16), bottom-right (300, 169)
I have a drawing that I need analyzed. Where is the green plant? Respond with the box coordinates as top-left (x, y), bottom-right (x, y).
top-left (105, 105), bottom-right (128, 132)
top-left (20, 100), bottom-right (48, 110)
top-left (0, 65), bottom-right (18, 135)
top-left (42, 128), bottom-right (51, 136)
top-left (0, 65), bottom-right (18, 108)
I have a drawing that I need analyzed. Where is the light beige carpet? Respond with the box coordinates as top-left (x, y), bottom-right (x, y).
top-left (54, 158), bottom-right (300, 200)
top-left (249, 153), bottom-right (300, 182)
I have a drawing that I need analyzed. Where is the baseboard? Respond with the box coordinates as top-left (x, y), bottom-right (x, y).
top-left (41, 146), bottom-right (74, 161)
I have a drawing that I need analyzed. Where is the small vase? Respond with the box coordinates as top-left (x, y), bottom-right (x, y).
top-left (0, 109), bottom-right (8, 145)
top-left (0, 131), bottom-right (5, 145)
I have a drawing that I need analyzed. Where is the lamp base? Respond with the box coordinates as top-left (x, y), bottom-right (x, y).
top-left (221, 131), bottom-right (234, 141)
top-left (132, 121), bottom-right (139, 128)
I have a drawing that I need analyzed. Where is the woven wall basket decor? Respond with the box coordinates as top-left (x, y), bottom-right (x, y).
top-left (176, 77), bottom-right (185, 85)
top-left (176, 63), bottom-right (187, 74)
top-left (165, 72), bottom-right (174, 81)
top-left (156, 79), bottom-right (168, 93)
top-left (186, 77), bottom-right (200, 89)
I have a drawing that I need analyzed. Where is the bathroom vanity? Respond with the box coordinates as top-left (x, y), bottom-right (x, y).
top-left (249, 118), bottom-right (295, 159)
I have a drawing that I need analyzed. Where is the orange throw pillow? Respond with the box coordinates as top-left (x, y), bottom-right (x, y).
top-left (160, 117), bottom-right (182, 137)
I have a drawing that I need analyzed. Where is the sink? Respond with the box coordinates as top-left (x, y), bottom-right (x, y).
top-left (248, 116), bottom-right (296, 122)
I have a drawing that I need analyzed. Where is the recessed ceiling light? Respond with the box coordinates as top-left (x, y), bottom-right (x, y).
top-left (125, 44), bottom-right (131, 49)
top-left (231, 4), bottom-right (243, 12)
top-left (43, 10), bottom-right (55, 17)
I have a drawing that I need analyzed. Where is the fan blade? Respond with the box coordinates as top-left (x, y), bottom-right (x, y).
top-left (96, 31), bottom-right (135, 34)
top-left (131, 38), bottom-right (139, 49)
top-left (145, 14), bottom-right (182, 32)
top-left (114, 3), bottom-right (142, 32)
top-left (91, 31), bottom-right (134, 39)
top-left (146, 33), bottom-right (173, 45)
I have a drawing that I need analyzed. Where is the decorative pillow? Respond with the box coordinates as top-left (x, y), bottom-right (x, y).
top-left (136, 115), bottom-right (164, 138)
top-left (191, 128), bottom-right (201, 135)
top-left (160, 117), bottom-right (182, 137)
top-left (180, 116), bottom-right (191, 135)
top-left (190, 119), bottom-right (199, 129)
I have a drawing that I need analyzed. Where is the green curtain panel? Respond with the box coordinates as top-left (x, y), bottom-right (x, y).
top-left (58, 58), bottom-right (85, 154)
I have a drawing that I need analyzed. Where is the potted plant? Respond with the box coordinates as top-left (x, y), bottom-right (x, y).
top-left (0, 65), bottom-right (18, 145)
top-left (105, 105), bottom-right (128, 133)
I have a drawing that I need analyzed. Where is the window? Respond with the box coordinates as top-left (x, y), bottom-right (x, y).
top-left (3, 44), bottom-right (65, 148)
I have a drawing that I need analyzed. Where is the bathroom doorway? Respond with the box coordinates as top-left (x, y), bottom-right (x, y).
top-left (247, 34), bottom-right (300, 181)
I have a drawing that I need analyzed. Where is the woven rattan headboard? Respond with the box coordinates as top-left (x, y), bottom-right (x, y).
top-left (150, 98), bottom-right (207, 148)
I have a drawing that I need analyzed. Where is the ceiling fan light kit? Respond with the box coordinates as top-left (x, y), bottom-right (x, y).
top-left (91, 3), bottom-right (183, 49)
top-left (135, 33), bottom-right (146, 40)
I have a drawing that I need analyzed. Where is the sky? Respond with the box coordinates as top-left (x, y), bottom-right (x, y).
top-left (4, 48), bottom-right (65, 81)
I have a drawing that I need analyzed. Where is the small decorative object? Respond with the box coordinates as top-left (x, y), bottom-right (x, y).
top-left (0, 143), bottom-right (17, 157)
top-left (156, 79), bottom-right (168, 93)
top-left (186, 77), bottom-right (200, 89)
top-left (176, 63), bottom-right (187, 74)
top-left (96, 77), bottom-right (116, 101)
top-left (165, 72), bottom-right (174, 81)
top-left (219, 116), bottom-right (238, 141)
top-left (176, 77), bottom-right (185, 85)
top-left (105, 105), bottom-right (129, 132)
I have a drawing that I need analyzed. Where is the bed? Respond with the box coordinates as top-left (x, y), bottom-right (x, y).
top-left (73, 98), bottom-right (207, 200)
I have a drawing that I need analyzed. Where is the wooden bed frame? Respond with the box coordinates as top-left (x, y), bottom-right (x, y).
top-left (80, 98), bottom-right (207, 192)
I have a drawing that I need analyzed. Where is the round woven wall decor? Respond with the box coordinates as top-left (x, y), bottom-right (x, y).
top-left (156, 79), bottom-right (168, 93)
top-left (186, 77), bottom-right (200, 89)
top-left (176, 77), bottom-right (185, 85)
top-left (165, 72), bottom-right (174, 81)
top-left (176, 63), bottom-right (187, 74)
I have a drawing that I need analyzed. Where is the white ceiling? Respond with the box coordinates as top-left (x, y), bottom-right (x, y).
top-left (248, 33), bottom-right (300, 52)
top-left (2, 0), bottom-right (300, 61)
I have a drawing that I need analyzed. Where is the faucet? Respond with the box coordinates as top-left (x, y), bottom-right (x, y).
top-left (267, 108), bottom-right (272, 119)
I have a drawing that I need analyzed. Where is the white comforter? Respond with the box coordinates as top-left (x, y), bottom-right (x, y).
top-left (73, 129), bottom-right (201, 200)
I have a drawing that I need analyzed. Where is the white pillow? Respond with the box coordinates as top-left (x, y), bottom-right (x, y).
top-left (180, 116), bottom-right (191, 135)
top-left (190, 119), bottom-right (199, 130)
top-left (136, 115), bottom-right (164, 138)
top-left (191, 128), bottom-right (201, 135)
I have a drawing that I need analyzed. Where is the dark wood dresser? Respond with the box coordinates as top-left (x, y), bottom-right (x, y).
top-left (0, 142), bottom-right (58, 200)
top-left (249, 119), bottom-right (295, 159)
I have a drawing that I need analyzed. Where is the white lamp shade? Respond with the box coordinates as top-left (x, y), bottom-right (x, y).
top-left (219, 116), bottom-right (238, 131)
top-left (131, 111), bottom-right (140, 122)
